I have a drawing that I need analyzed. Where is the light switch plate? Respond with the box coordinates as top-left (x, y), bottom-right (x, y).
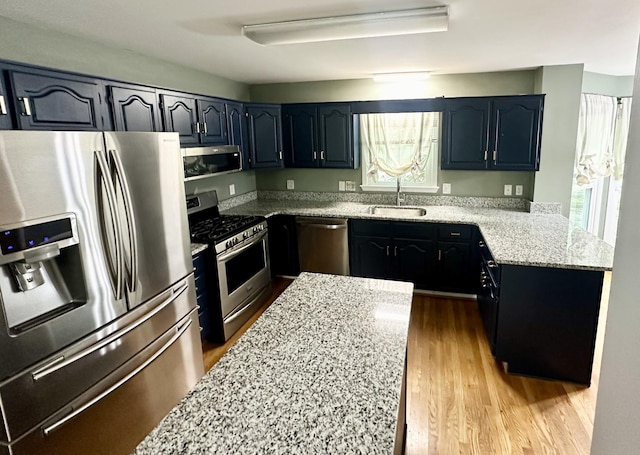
top-left (286, 179), bottom-right (295, 190)
top-left (338, 181), bottom-right (346, 191)
top-left (345, 181), bottom-right (356, 191)
top-left (442, 183), bottom-right (451, 194)
top-left (515, 184), bottom-right (523, 196)
top-left (504, 184), bottom-right (512, 196)
top-left (229, 184), bottom-right (235, 196)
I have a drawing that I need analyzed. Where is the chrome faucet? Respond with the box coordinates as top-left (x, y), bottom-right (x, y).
top-left (396, 177), bottom-right (405, 206)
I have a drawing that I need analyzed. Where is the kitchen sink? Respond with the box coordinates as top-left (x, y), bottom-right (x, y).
top-left (368, 206), bottom-right (427, 217)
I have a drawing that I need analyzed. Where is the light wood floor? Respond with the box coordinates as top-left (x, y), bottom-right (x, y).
top-left (202, 273), bottom-right (611, 454)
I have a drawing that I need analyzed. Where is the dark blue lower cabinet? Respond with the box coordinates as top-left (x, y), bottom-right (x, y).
top-left (192, 251), bottom-right (211, 341)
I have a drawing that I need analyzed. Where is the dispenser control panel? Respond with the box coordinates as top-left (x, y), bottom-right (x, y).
top-left (1, 218), bottom-right (74, 255)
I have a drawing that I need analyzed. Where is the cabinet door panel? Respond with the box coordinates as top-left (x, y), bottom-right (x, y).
top-left (318, 104), bottom-right (352, 168)
top-left (9, 70), bottom-right (103, 130)
top-left (246, 105), bottom-right (283, 169)
top-left (160, 94), bottom-right (199, 145)
top-left (283, 105), bottom-right (317, 168)
top-left (198, 98), bottom-right (227, 145)
top-left (491, 97), bottom-right (542, 171)
top-left (441, 98), bottom-right (490, 170)
top-left (350, 236), bottom-right (389, 279)
top-left (109, 86), bottom-right (159, 132)
top-left (0, 77), bottom-right (12, 129)
top-left (267, 215), bottom-right (299, 277)
top-left (226, 102), bottom-right (249, 170)
top-left (394, 239), bottom-right (436, 289)
top-left (437, 241), bottom-right (472, 292)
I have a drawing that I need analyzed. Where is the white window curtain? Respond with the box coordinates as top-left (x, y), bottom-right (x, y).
top-left (612, 97), bottom-right (632, 181)
top-left (360, 112), bottom-right (438, 184)
top-left (574, 94), bottom-right (618, 185)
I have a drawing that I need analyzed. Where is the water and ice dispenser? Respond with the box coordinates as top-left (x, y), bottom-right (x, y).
top-left (0, 215), bottom-right (87, 333)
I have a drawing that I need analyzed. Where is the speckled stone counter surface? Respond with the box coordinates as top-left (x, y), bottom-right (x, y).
top-left (133, 273), bottom-right (413, 455)
top-left (222, 199), bottom-right (614, 271)
top-left (190, 242), bottom-right (208, 256)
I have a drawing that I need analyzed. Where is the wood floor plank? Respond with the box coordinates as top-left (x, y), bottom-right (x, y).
top-left (202, 272), bottom-right (611, 455)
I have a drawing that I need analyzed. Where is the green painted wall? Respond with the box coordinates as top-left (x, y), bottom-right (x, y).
top-left (251, 70), bottom-right (537, 198)
top-left (0, 16), bottom-right (249, 100)
top-left (185, 172), bottom-right (257, 200)
top-left (582, 71), bottom-right (635, 97)
top-left (533, 64), bottom-right (584, 217)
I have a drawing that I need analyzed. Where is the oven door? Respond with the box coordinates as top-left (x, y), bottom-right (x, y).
top-left (216, 231), bottom-right (271, 318)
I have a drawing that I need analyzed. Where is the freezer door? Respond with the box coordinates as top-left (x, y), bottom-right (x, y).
top-left (104, 132), bottom-right (192, 309)
top-left (0, 131), bottom-right (127, 381)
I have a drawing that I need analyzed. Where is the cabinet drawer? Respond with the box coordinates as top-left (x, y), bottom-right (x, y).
top-left (194, 274), bottom-right (206, 294)
top-left (393, 222), bottom-right (435, 240)
top-left (438, 224), bottom-right (472, 240)
top-left (192, 252), bottom-right (206, 274)
top-left (350, 219), bottom-right (392, 237)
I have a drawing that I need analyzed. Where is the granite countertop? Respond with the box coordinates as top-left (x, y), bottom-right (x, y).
top-left (134, 272), bottom-right (413, 454)
top-left (190, 242), bottom-right (208, 256)
top-left (222, 199), bottom-right (614, 271)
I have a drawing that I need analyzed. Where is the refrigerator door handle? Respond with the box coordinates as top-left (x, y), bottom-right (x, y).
top-left (31, 281), bottom-right (189, 382)
top-left (108, 148), bottom-right (139, 295)
top-left (95, 150), bottom-right (124, 300)
top-left (42, 312), bottom-right (195, 436)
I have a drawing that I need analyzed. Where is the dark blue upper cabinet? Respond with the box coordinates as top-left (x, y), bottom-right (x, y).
top-left (317, 105), bottom-right (353, 168)
top-left (225, 101), bottom-right (249, 170)
top-left (197, 97), bottom-right (227, 145)
top-left (282, 103), bottom-right (354, 169)
top-left (441, 98), bottom-right (490, 170)
top-left (0, 75), bottom-right (11, 130)
top-left (109, 84), bottom-right (160, 132)
top-left (441, 95), bottom-right (544, 171)
top-left (283, 105), bottom-right (317, 167)
top-left (8, 69), bottom-right (105, 131)
top-left (159, 92), bottom-right (199, 145)
top-left (491, 97), bottom-right (543, 171)
top-left (245, 104), bottom-right (283, 169)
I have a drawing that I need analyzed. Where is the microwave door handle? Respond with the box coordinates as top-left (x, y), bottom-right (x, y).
top-left (217, 231), bottom-right (267, 262)
top-left (95, 151), bottom-right (123, 301)
top-left (42, 313), bottom-right (194, 436)
top-left (108, 149), bottom-right (139, 294)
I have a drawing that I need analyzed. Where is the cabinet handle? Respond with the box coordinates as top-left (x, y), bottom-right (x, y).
top-left (21, 97), bottom-right (32, 116)
top-left (438, 250), bottom-right (442, 261)
top-left (386, 245), bottom-right (390, 256)
top-left (487, 260), bottom-right (498, 268)
top-left (0, 96), bottom-right (6, 115)
top-left (394, 246), bottom-right (397, 257)
top-left (479, 240), bottom-right (486, 247)
top-left (203, 122), bottom-right (208, 134)
top-left (450, 232), bottom-right (461, 237)
top-left (493, 150), bottom-right (497, 162)
top-left (195, 122), bottom-right (201, 134)
top-left (321, 151), bottom-right (325, 160)
top-left (279, 151), bottom-right (283, 161)
top-left (313, 151), bottom-right (317, 160)
top-left (483, 150), bottom-right (488, 161)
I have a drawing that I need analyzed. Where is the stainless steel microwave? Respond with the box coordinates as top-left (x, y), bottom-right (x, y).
top-left (181, 145), bottom-right (243, 181)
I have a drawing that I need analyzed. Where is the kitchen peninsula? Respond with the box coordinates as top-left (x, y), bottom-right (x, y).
top-left (134, 273), bottom-right (413, 454)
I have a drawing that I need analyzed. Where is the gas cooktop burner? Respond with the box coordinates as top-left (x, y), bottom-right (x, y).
top-left (190, 214), bottom-right (264, 244)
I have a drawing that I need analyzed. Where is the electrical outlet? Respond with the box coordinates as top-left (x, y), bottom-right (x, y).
top-left (229, 184), bottom-right (235, 196)
top-left (286, 179), bottom-right (295, 190)
top-left (442, 183), bottom-right (451, 194)
top-left (338, 181), bottom-right (346, 191)
top-left (515, 185), bottom-right (523, 196)
top-left (504, 184), bottom-right (512, 196)
top-left (345, 181), bottom-right (356, 191)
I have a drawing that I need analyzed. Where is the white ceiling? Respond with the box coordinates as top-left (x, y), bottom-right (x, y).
top-left (1, 0), bottom-right (639, 84)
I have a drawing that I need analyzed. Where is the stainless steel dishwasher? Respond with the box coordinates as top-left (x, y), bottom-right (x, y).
top-left (296, 217), bottom-right (350, 275)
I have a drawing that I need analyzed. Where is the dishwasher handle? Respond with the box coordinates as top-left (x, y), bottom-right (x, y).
top-left (296, 218), bottom-right (348, 230)
top-left (296, 222), bottom-right (347, 230)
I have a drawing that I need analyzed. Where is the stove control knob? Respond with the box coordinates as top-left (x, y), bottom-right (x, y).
top-left (243, 232), bottom-right (249, 239)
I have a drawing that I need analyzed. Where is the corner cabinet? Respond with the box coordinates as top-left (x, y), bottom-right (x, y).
top-left (441, 95), bottom-right (544, 171)
top-left (6, 68), bottom-right (106, 131)
top-left (225, 101), bottom-right (250, 171)
top-left (282, 103), bottom-right (355, 169)
top-left (245, 103), bottom-right (283, 169)
top-left (159, 91), bottom-right (228, 146)
top-left (108, 84), bottom-right (161, 132)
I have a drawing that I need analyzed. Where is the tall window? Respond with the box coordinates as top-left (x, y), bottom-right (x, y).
top-left (360, 112), bottom-right (440, 192)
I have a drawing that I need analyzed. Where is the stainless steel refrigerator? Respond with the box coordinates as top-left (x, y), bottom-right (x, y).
top-left (0, 131), bottom-right (204, 455)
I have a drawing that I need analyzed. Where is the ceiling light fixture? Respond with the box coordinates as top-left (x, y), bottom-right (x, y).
top-left (373, 72), bottom-right (432, 82)
top-left (242, 6), bottom-right (449, 46)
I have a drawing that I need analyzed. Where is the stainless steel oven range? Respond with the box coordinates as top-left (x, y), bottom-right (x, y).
top-left (187, 191), bottom-right (271, 342)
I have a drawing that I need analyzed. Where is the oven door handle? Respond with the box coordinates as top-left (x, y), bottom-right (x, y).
top-left (217, 230), bottom-right (267, 262)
